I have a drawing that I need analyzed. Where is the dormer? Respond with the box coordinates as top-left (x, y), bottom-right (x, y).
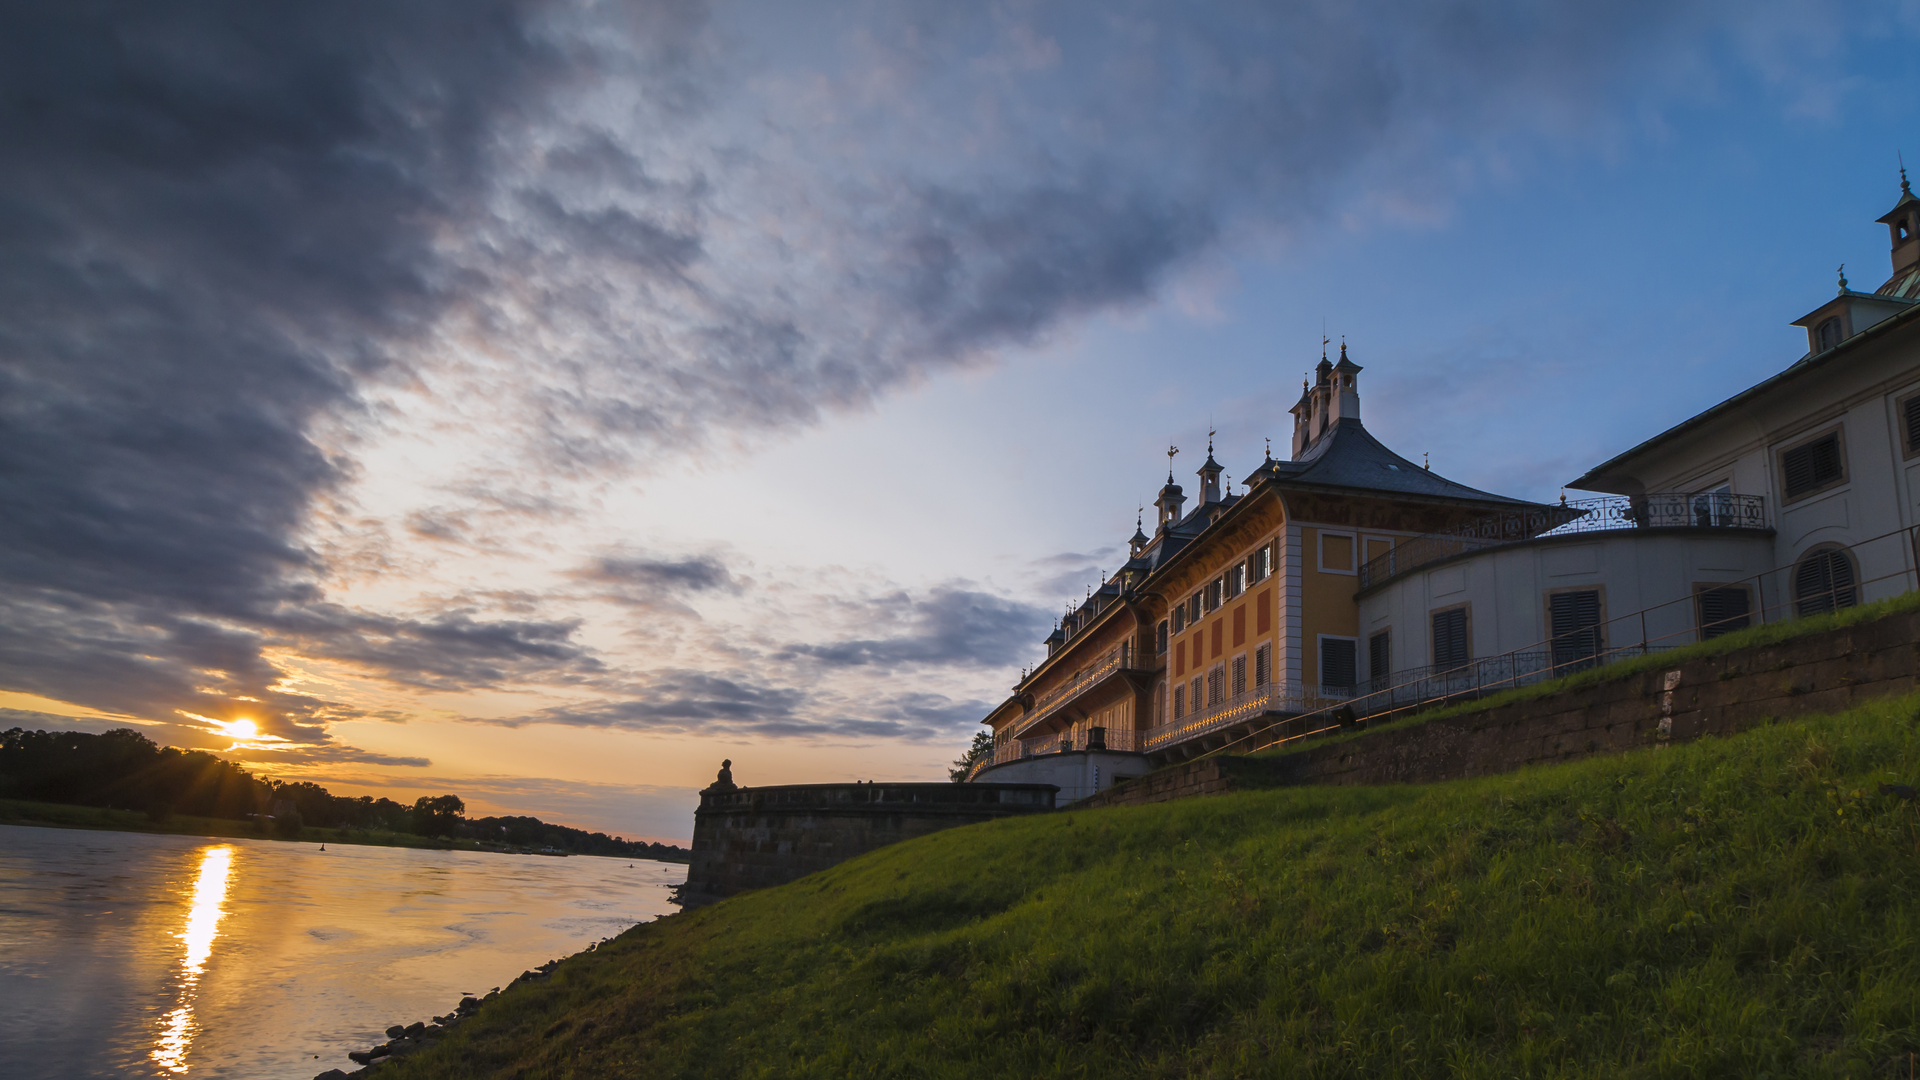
top-left (1793, 265), bottom-right (1917, 356)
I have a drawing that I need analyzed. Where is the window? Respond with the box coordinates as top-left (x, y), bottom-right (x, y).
top-left (1188, 594), bottom-right (1202, 623)
top-left (1780, 429), bottom-right (1845, 501)
top-left (1254, 643), bottom-right (1271, 688)
top-left (1320, 637), bottom-right (1357, 690)
top-left (1156, 620), bottom-right (1169, 655)
top-left (1794, 547), bottom-right (1858, 616)
top-left (1171, 605), bottom-right (1186, 634)
top-left (1902, 392), bottom-right (1920, 458)
top-left (1548, 590), bottom-right (1604, 671)
top-left (1204, 580), bottom-right (1221, 612)
top-left (1690, 483), bottom-right (1732, 527)
top-left (1368, 630), bottom-right (1391, 685)
top-left (1432, 607), bottom-right (1470, 672)
top-left (1231, 654), bottom-right (1247, 696)
top-left (1250, 544), bottom-right (1272, 584)
top-left (1172, 684), bottom-right (1185, 720)
top-left (1815, 316), bottom-right (1843, 352)
top-left (1226, 563), bottom-right (1245, 598)
top-left (1190, 677), bottom-right (1202, 713)
top-left (1319, 532), bottom-right (1355, 574)
top-left (1206, 665), bottom-right (1224, 707)
top-left (1695, 585), bottom-right (1752, 640)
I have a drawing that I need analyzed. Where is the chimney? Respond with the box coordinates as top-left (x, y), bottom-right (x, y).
top-left (1154, 476), bottom-right (1186, 529)
top-left (1288, 380), bottom-right (1311, 459)
top-left (1309, 355), bottom-right (1334, 442)
top-left (1327, 342), bottom-right (1363, 425)
top-left (1196, 435), bottom-right (1223, 505)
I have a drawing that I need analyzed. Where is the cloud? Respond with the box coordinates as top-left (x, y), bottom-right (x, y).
top-left (0, 0), bottom-right (1871, 749)
top-left (781, 586), bottom-right (1050, 669)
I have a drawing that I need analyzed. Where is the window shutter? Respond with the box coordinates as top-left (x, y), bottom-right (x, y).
top-left (1906, 396), bottom-right (1920, 454)
top-left (1783, 433), bottom-right (1843, 499)
top-left (1549, 591), bottom-right (1603, 669)
top-left (1320, 639), bottom-right (1357, 689)
top-left (1232, 655), bottom-right (1247, 696)
top-left (1696, 587), bottom-right (1751, 639)
top-left (1432, 608), bottom-right (1469, 672)
top-left (1369, 630), bottom-right (1391, 684)
top-left (1794, 549), bottom-right (1857, 616)
top-left (1254, 644), bottom-right (1271, 688)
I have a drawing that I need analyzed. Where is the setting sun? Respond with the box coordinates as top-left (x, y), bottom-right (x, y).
top-left (220, 718), bottom-right (258, 741)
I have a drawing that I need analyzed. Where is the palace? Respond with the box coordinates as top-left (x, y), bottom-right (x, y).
top-left (969, 171), bottom-right (1920, 801)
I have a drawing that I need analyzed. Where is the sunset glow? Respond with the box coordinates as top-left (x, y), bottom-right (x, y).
top-left (151, 845), bottom-right (234, 1074)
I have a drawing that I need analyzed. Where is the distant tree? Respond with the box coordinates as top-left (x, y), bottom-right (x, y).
top-left (411, 794), bottom-right (466, 836)
top-left (950, 729), bottom-right (995, 782)
top-left (274, 808), bottom-right (304, 838)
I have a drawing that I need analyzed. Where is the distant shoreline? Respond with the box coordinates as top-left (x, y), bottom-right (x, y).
top-left (0, 798), bottom-right (691, 861)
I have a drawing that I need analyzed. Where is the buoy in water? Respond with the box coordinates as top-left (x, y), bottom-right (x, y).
top-left (319, 844), bottom-right (326, 851)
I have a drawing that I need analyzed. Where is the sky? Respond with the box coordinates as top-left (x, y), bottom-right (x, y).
top-left (3, 1), bottom-right (1918, 843)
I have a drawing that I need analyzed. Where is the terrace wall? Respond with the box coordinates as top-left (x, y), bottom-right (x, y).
top-left (1078, 606), bottom-right (1920, 809)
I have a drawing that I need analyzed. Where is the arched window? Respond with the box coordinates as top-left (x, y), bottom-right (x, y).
top-left (1794, 546), bottom-right (1858, 617)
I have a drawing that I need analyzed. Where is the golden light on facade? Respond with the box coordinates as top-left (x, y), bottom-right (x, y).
top-left (150, 845), bottom-right (234, 1074)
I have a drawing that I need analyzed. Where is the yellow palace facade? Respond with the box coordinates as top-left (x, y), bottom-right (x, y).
top-left (969, 346), bottom-right (1558, 796)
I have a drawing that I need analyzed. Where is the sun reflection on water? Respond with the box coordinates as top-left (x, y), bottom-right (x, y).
top-left (151, 845), bottom-right (233, 1074)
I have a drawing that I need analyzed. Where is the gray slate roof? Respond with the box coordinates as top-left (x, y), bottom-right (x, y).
top-left (1250, 418), bottom-right (1532, 505)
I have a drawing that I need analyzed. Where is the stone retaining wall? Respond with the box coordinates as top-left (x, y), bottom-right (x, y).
top-left (680, 781), bottom-right (1057, 905)
top-left (1078, 607), bottom-right (1920, 810)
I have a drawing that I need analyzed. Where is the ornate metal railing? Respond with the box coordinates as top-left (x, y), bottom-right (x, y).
top-left (1358, 493), bottom-right (1768, 591)
top-left (1007, 642), bottom-right (1131, 740)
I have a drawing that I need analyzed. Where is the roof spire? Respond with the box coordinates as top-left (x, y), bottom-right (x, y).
top-left (1903, 151), bottom-right (1911, 196)
top-left (1838, 263), bottom-right (1849, 294)
top-left (1165, 443), bottom-right (1178, 482)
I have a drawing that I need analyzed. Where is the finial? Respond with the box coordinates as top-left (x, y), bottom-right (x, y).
top-left (1321, 335), bottom-right (1329, 361)
top-left (1339, 336), bottom-right (1347, 359)
top-left (1264, 436), bottom-right (1272, 460)
top-left (1903, 151), bottom-right (1911, 195)
top-left (1423, 451), bottom-right (1430, 470)
top-left (1838, 263), bottom-right (1849, 294)
top-left (1165, 443), bottom-right (1178, 482)
top-left (1559, 489), bottom-right (1567, 506)
top-left (1207, 425), bottom-right (1215, 455)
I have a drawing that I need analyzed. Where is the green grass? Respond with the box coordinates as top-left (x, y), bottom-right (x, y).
top-left (0, 797), bottom-right (471, 851)
top-left (383, 693), bottom-right (1920, 1079)
top-left (1248, 589), bottom-right (1920, 764)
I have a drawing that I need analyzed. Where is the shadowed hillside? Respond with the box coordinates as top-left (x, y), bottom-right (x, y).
top-left (375, 693), bottom-right (1920, 1078)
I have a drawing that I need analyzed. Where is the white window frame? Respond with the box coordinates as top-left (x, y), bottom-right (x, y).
top-left (1318, 530), bottom-right (1358, 576)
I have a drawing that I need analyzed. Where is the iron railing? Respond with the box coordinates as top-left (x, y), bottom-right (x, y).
top-left (1358, 493), bottom-right (1769, 591)
top-left (1007, 642), bottom-right (1132, 740)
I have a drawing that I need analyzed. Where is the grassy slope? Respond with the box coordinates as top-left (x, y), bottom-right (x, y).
top-left (387, 695), bottom-right (1920, 1079)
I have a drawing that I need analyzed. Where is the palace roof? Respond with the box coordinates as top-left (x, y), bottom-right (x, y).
top-left (1250, 417), bottom-right (1532, 505)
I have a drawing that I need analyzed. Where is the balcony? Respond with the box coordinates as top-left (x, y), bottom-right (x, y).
top-left (1358, 492), bottom-right (1769, 592)
top-left (1007, 642), bottom-right (1137, 741)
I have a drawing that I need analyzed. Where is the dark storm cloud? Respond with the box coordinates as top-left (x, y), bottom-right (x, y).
top-left (0, 0), bottom-right (1840, 741)
top-left (0, 0), bottom-right (616, 736)
top-left (575, 553), bottom-right (738, 598)
top-left (513, 671), bottom-right (808, 735)
top-left (780, 587), bottom-right (1052, 670)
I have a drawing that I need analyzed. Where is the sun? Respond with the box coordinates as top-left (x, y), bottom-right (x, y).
top-left (220, 718), bottom-right (259, 741)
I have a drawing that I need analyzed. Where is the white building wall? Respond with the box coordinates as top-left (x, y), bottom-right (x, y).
top-left (1589, 327), bottom-right (1920, 605)
top-left (1357, 532), bottom-right (1777, 671)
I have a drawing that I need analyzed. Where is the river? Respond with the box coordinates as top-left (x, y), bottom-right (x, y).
top-left (0, 823), bottom-right (685, 1079)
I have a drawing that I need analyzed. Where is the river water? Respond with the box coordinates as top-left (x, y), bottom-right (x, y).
top-left (0, 824), bottom-right (685, 1079)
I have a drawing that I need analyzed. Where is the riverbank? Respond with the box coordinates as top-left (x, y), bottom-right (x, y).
top-left (0, 798), bottom-right (530, 854)
top-left (370, 692), bottom-right (1920, 1077)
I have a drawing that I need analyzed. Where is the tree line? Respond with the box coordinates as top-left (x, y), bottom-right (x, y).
top-left (0, 727), bottom-right (689, 862)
